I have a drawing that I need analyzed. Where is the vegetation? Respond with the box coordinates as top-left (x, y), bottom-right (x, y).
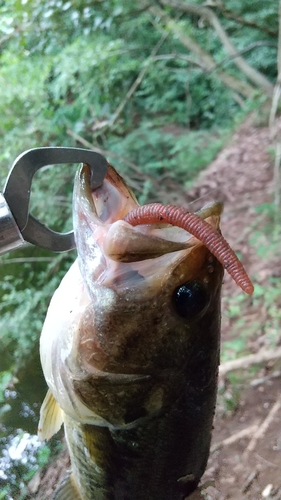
top-left (0, 1), bottom-right (280, 498)
top-left (217, 198), bottom-right (281, 416)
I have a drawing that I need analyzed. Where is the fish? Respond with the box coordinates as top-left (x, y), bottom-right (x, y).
top-left (38, 164), bottom-right (253, 500)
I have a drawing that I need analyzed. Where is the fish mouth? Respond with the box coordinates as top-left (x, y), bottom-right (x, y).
top-left (73, 163), bottom-right (223, 269)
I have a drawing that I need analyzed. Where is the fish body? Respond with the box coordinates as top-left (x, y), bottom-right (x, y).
top-left (39, 165), bottom-right (224, 500)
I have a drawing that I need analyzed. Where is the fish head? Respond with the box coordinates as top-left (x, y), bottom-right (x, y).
top-left (40, 164), bottom-right (224, 428)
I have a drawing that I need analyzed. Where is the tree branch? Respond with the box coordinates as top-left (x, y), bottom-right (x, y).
top-left (269, 0), bottom-right (281, 131)
top-left (158, 0), bottom-right (274, 95)
top-left (212, 41), bottom-right (277, 70)
top-left (216, 5), bottom-right (277, 37)
top-left (67, 128), bottom-right (144, 177)
top-left (67, 129), bottom-right (195, 205)
top-left (211, 424), bottom-right (259, 453)
top-left (269, 0), bottom-right (281, 217)
top-left (219, 347), bottom-right (281, 377)
top-left (151, 53), bottom-right (206, 68)
top-left (150, 5), bottom-right (255, 98)
top-left (243, 394), bottom-right (281, 458)
top-left (152, 42), bottom-right (276, 72)
top-left (109, 31), bottom-right (169, 128)
top-left (84, 29), bottom-right (170, 132)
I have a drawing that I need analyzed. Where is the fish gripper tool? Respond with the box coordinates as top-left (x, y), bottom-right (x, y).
top-left (0, 147), bottom-right (108, 254)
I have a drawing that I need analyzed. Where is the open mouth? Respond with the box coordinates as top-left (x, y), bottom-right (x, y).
top-left (75, 163), bottom-right (253, 295)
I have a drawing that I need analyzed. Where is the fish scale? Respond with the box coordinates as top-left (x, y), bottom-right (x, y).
top-left (60, 376), bottom-right (218, 500)
top-left (63, 417), bottom-right (116, 500)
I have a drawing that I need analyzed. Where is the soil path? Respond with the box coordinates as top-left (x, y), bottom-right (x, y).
top-left (32, 117), bottom-right (281, 499)
top-left (188, 117), bottom-right (281, 500)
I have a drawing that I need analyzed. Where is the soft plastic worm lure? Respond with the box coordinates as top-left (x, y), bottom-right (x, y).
top-left (124, 203), bottom-right (254, 295)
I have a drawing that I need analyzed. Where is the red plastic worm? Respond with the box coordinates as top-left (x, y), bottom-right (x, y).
top-left (124, 203), bottom-right (254, 295)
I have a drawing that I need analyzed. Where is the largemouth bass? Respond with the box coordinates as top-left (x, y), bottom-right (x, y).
top-left (39, 164), bottom-right (253, 500)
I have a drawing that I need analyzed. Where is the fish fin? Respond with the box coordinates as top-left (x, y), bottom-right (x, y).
top-left (38, 389), bottom-right (64, 441)
top-left (53, 473), bottom-right (82, 500)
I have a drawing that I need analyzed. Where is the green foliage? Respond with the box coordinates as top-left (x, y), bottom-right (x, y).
top-left (0, 372), bottom-right (13, 404)
top-left (251, 279), bottom-right (281, 347)
top-left (0, 488), bottom-right (9, 500)
top-left (218, 195), bottom-right (281, 414)
top-left (221, 199), bottom-right (281, 366)
top-left (222, 274), bottom-right (281, 364)
top-left (110, 124), bottom-right (228, 189)
top-left (37, 443), bottom-right (51, 468)
top-left (1, 0), bottom-right (277, 163)
top-left (218, 375), bottom-right (242, 415)
top-left (0, 252), bottom-right (74, 367)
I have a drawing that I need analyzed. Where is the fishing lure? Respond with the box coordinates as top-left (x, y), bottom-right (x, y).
top-left (124, 203), bottom-right (254, 295)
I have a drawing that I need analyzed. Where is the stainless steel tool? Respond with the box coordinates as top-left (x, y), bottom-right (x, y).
top-left (0, 147), bottom-right (108, 254)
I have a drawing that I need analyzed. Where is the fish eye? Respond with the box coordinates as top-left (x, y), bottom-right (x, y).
top-left (173, 281), bottom-right (209, 319)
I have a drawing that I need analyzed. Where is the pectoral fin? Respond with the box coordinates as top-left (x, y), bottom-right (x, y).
top-left (53, 473), bottom-right (82, 500)
top-left (38, 389), bottom-right (64, 441)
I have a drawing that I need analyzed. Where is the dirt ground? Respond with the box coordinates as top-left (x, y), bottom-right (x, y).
top-left (188, 116), bottom-right (281, 500)
top-left (32, 116), bottom-right (281, 499)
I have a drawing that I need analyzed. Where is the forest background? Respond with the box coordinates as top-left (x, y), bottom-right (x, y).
top-left (0, 1), bottom-right (280, 499)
